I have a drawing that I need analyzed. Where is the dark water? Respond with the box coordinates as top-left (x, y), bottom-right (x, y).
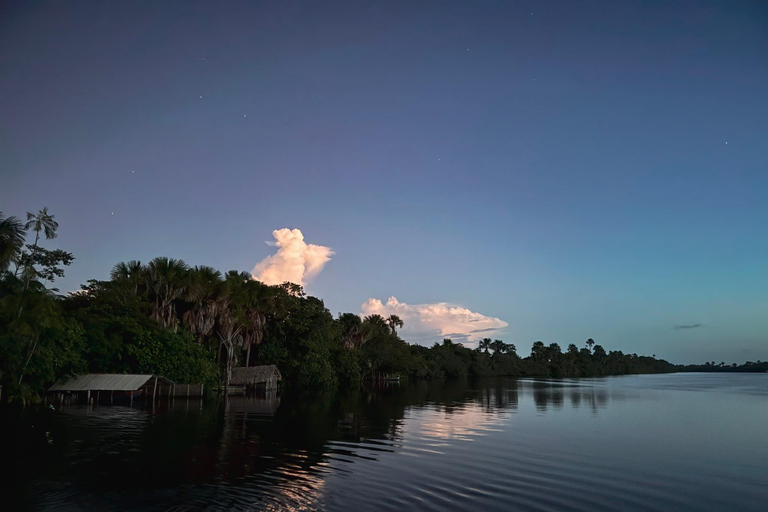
top-left (3, 373), bottom-right (767, 511)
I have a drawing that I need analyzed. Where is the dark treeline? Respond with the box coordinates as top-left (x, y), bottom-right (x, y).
top-left (1, 208), bottom-right (675, 404)
top-left (677, 361), bottom-right (768, 373)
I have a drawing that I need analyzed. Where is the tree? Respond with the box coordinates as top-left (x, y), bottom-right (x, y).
top-left (216, 271), bottom-right (250, 394)
top-left (478, 338), bottom-right (492, 354)
top-left (241, 279), bottom-right (269, 367)
top-left (111, 260), bottom-right (146, 298)
top-left (586, 338), bottom-right (595, 352)
top-left (491, 339), bottom-right (506, 355)
top-left (16, 208), bottom-right (68, 293)
top-left (338, 313), bottom-right (366, 350)
top-left (146, 257), bottom-right (189, 331)
top-left (531, 341), bottom-right (547, 363)
top-left (0, 212), bottom-right (25, 271)
top-left (386, 314), bottom-right (404, 336)
top-left (24, 207), bottom-right (58, 253)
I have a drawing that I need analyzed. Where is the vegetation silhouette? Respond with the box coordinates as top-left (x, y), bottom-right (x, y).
top-left (1, 207), bottom-right (676, 404)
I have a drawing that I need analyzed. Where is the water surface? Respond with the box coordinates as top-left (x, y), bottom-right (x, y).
top-left (4, 373), bottom-right (767, 511)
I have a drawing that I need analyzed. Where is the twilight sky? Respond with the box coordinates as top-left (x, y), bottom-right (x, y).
top-left (2, 1), bottom-right (766, 364)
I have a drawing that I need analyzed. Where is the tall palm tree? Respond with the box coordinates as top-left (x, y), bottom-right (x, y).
top-left (586, 338), bottom-right (595, 352)
top-left (491, 339), bottom-right (505, 354)
top-left (386, 314), bottom-right (404, 336)
top-left (183, 266), bottom-right (223, 345)
top-left (217, 271), bottom-right (250, 394)
top-left (146, 257), bottom-right (189, 330)
top-left (24, 207), bottom-right (58, 254)
top-left (111, 260), bottom-right (145, 297)
top-left (241, 279), bottom-right (271, 367)
top-left (478, 338), bottom-right (492, 354)
top-left (0, 212), bottom-right (25, 271)
top-left (19, 208), bottom-right (58, 290)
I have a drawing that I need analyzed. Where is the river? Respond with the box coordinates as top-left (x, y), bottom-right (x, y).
top-left (3, 373), bottom-right (767, 511)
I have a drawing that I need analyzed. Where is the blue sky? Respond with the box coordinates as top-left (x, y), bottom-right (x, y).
top-left (2, 1), bottom-right (766, 363)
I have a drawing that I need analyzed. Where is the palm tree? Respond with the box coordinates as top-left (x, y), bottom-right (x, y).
top-left (111, 260), bottom-right (145, 297)
top-left (478, 338), bottom-right (492, 354)
top-left (0, 212), bottom-right (25, 271)
top-left (146, 257), bottom-right (189, 330)
top-left (491, 339), bottom-right (505, 355)
top-left (363, 314), bottom-right (389, 337)
top-left (24, 207), bottom-right (58, 247)
top-left (586, 338), bottom-right (595, 352)
top-left (386, 314), bottom-right (404, 336)
top-left (241, 279), bottom-right (270, 367)
top-left (217, 271), bottom-right (250, 394)
top-left (183, 266), bottom-right (223, 345)
top-left (19, 208), bottom-right (58, 290)
top-left (338, 312), bottom-right (366, 350)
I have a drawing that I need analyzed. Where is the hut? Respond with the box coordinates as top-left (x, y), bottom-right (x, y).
top-left (48, 373), bottom-right (174, 405)
top-left (229, 365), bottom-right (282, 394)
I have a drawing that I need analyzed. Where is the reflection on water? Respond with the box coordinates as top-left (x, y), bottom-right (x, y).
top-left (3, 374), bottom-right (768, 511)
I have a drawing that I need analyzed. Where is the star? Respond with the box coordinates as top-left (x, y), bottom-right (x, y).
top-left (111, 212), bottom-right (114, 215)
top-left (725, 141), bottom-right (728, 144)
top-left (199, 95), bottom-right (203, 99)
top-left (244, 114), bottom-right (247, 117)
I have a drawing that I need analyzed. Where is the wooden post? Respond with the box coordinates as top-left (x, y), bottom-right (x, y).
top-left (87, 390), bottom-right (91, 405)
top-left (130, 391), bottom-right (133, 407)
top-left (111, 390), bottom-right (114, 404)
top-left (187, 384), bottom-right (190, 397)
top-left (152, 376), bottom-right (158, 404)
top-left (97, 390), bottom-right (100, 405)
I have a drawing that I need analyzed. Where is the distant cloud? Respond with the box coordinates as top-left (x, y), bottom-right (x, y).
top-left (361, 296), bottom-right (508, 346)
top-left (673, 324), bottom-right (703, 330)
top-left (252, 228), bottom-right (333, 286)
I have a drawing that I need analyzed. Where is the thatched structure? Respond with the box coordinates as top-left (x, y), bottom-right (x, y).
top-left (230, 365), bottom-right (281, 391)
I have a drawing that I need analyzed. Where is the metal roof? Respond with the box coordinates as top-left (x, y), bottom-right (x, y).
top-left (48, 374), bottom-right (174, 392)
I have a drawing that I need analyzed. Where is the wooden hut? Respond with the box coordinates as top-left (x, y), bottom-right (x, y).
top-left (229, 365), bottom-right (282, 394)
top-left (47, 373), bottom-right (174, 405)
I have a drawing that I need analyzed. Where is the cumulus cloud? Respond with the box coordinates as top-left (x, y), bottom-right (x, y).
top-left (361, 296), bottom-right (508, 346)
top-left (673, 324), bottom-right (703, 330)
top-left (252, 228), bottom-right (333, 286)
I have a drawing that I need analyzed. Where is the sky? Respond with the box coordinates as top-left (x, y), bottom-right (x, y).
top-left (2, 1), bottom-right (766, 364)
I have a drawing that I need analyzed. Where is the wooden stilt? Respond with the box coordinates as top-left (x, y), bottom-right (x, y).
top-left (111, 390), bottom-right (114, 404)
top-left (87, 390), bottom-right (91, 405)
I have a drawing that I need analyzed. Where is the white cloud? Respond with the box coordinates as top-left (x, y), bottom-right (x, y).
top-left (361, 296), bottom-right (509, 346)
top-left (252, 228), bottom-right (333, 286)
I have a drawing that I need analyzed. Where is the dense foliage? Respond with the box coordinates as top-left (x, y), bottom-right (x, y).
top-left (0, 208), bottom-right (676, 404)
top-left (677, 361), bottom-right (768, 373)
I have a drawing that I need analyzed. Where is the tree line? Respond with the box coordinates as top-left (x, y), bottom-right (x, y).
top-left (676, 361), bottom-right (768, 373)
top-left (1, 208), bottom-right (675, 404)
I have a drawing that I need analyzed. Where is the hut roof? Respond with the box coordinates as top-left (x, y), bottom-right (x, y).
top-left (48, 374), bottom-right (173, 392)
top-left (230, 365), bottom-right (282, 385)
